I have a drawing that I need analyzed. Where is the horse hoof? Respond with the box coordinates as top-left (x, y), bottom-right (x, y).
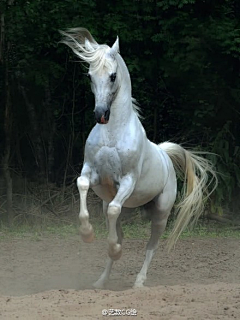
top-left (108, 244), bottom-right (122, 260)
top-left (81, 232), bottom-right (94, 243)
top-left (80, 225), bottom-right (94, 243)
top-left (93, 280), bottom-right (106, 289)
top-left (133, 275), bottom-right (146, 288)
top-left (133, 282), bottom-right (144, 289)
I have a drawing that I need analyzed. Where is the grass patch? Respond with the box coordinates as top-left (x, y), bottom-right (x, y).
top-left (120, 220), bottom-right (240, 240)
top-left (0, 218), bottom-right (239, 241)
top-left (0, 221), bottom-right (79, 241)
top-left (163, 220), bottom-right (240, 240)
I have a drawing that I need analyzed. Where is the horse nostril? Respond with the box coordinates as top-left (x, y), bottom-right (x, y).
top-left (104, 109), bottom-right (110, 120)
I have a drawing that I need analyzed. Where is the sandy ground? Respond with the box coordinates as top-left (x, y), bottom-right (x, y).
top-left (0, 235), bottom-right (239, 319)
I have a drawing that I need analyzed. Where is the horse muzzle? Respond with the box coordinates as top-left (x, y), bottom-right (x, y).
top-left (94, 106), bottom-right (110, 124)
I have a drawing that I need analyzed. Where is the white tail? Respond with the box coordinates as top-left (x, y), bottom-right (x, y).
top-left (159, 142), bottom-right (218, 250)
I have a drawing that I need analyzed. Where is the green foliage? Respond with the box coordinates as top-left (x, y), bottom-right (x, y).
top-left (1, 0), bottom-right (239, 216)
top-left (207, 122), bottom-right (240, 209)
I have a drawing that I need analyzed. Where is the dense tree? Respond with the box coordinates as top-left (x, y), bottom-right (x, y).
top-left (0, 0), bottom-right (239, 222)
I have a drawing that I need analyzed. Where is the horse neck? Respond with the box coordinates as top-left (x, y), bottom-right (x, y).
top-left (107, 56), bottom-right (136, 129)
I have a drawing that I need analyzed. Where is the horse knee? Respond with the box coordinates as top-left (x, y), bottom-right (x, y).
top-left (77, 176), bottom-right (89, 191)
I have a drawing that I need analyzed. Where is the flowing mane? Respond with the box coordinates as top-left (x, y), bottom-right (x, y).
top-left (60, 28), bottom-right (116, 73)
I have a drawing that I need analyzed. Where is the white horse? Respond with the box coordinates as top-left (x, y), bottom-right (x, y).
top-left (60, 28), bottom-right (217, 288)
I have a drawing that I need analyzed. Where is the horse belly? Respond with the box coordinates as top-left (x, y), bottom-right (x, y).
top-left (124, 179), bottom-right (163, 208)
top-left (124, 149), bottom-right (171, 207)
top-left (92, 183), bottom-right (155, 208)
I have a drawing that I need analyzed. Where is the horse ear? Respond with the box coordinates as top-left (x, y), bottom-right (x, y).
top-left (109, 36), bottom-right (119, 59)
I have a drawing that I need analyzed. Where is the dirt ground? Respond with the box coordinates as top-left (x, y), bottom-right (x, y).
top-left (0, 235), bottom-right (239, 319)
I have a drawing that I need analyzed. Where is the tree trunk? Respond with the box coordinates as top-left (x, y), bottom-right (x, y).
top-left (1, 12), bottom-right (13, 225)
top-left (19, 84), bottom-right (46, 178)
top-left (44, 82), bottom-right (55, 182)
top-left (153, 104), bottom-right (158, 142)
top-left (3, 72), bottom-right (13, 225)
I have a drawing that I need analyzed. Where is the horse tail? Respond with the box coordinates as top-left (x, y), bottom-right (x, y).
top-left (159, 142), bottom-right (218, 251)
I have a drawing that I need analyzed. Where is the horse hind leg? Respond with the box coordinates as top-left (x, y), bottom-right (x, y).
top-left (133, 202), bottom-right (168, 288)
top-left (133, 183), bottom-right (176, 288)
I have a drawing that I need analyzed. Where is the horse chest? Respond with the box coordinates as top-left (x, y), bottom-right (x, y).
top-left (93, 146), bottom-right (122, 184)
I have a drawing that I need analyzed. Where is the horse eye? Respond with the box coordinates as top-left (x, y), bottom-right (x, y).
top-left (86, 73), bottom-right (91, 80)
top-left (110, 73), bottom-right (116, 82)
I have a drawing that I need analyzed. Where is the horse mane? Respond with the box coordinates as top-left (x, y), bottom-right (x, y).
top-left (59, 28), bottom-right (115, 72)
top-left (132, 98), bottom-right (143, 119)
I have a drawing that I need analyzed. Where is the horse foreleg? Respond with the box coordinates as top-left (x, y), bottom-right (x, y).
top-left (77, 169), bottom-right (94, 243)
top-left (93, 257), bottom-right (113, 289)
top-left (94, 203), bottom-right (125, 288)
top-left (93, 216), bottom-right (123, 288)
top-left (107, 175), bottom-right (134, 260)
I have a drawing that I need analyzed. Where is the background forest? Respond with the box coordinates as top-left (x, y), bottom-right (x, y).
top-left (0, 0), bottom-right (240, 225)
